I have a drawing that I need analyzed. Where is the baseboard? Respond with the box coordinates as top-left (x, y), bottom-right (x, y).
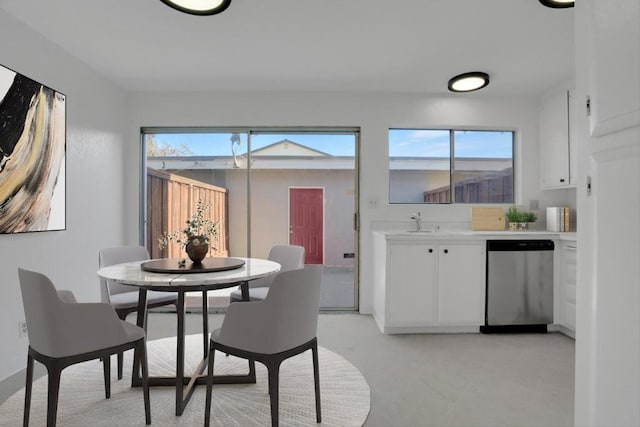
top-left (480, 324), bottom-right (548, 334)
top-left (548, 324), bottom-right (576, 339)
top-left (382, 325), bottom-right (481, 334)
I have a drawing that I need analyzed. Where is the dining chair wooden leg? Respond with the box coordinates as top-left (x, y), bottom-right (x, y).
top-left (267, 361), bottom-right (281, 427)
top-left (115, 310), bottom-right (129, 381)
top-left (23, 353), bottom-right (34, 427)
top-left (116, 310), bottom-right (131, 380)
top-left (204, 343), bottom-right (216, 427)
top-left (138, 341), bottom-right (151, 425)
top-left (103, 355), bottom-right (111, 398)
top-left (312, 342), bottom-right (322, 423)
top-left (45, 364), bottom-right (62, 427)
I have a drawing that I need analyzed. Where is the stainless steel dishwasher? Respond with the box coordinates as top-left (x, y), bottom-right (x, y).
top-left (481, 240), bottom-right (554, 333)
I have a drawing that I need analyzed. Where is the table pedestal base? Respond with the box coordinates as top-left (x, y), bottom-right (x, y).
top-left (131, 282), bottom-right (256, 415)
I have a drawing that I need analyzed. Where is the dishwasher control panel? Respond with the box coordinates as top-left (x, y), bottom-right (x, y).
top-left (487, 240), bottom-right (555, 251)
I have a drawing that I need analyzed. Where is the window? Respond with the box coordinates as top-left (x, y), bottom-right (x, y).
top-left (389, 129), bottom-right (514, 204)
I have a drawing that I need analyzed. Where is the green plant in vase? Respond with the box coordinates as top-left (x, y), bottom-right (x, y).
top-left (506, 206), bottom-right (537, 230)
top-left (158, 199), bottom-right (219, 263)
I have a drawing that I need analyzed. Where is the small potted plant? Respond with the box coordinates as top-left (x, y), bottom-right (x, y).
top-left (158, 199), bottom-right (219, 263)
top-left (506, 206), bottom-right (537, 231)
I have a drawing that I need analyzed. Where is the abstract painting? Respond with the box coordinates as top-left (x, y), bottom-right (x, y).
top-left (0, 64), bottom-right (65, 233)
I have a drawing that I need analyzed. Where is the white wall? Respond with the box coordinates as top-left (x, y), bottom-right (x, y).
top-left (128, 91), bottom-right (573, 313)
top-left (0, 11), bottom-right (129, 380)
top-left (573, 0), bottom-right (640, 424)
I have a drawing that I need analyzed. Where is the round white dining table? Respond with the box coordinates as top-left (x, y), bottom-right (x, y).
top-left (97, 257), bottom-right (280, 416)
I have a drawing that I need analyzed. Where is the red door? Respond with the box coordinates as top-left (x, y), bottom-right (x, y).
top-left (289, 188), bottom-right (323, 264)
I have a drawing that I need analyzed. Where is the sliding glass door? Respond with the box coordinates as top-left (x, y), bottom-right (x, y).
top-left (141, 128), bottom-right (359, 310)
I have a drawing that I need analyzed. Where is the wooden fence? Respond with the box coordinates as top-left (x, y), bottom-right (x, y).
top-left (424, 168), bottom-right (513, 203)
top-left (146, 169), bottom-right (228, 259)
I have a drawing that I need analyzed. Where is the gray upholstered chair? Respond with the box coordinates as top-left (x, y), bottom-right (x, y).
top-left (99, 245), bottom-right (177, 380)
top-left (204, 267), bottom-right (322, 427)
top-left (18, 268), bottom-right (151, 427)
top-left (228, 245), bottom-right (305, 302)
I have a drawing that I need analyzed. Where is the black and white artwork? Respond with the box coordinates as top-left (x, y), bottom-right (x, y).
top-left (0, 64), bottom-right (66, 233)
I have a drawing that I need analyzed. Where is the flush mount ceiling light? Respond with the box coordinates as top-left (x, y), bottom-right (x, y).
top-left (160, 0), bottom-right (231, 15)
top-left (538, 0), bottom-right (574, 8)
top-left (447, 72), bottom-right (490, 93)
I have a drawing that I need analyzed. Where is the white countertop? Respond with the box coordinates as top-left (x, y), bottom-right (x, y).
top-left (375, 230), bottom-right (577, 242)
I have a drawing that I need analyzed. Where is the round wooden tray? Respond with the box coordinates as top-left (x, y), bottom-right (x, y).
top-left (140, 257), bottom-right (246, 274)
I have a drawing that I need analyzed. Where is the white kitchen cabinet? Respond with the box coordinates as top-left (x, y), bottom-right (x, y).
top-left (540, 86), bottom-right (575, 189)
top-left (386, 242), bottom-right (437, 325)
top-left (437, 244), bottom-right (485, 325)
top-left (561, 242), bottom-right (577, 332)
top-left (554, 240), bottom-right (577, 337)
top-left (372, 234), bottom-right (485, 333)
top-left (587, 0), bottom-right (640, 137)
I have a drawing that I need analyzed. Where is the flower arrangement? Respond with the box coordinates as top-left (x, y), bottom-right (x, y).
top-left (158, 199), bottom-right (219, 251)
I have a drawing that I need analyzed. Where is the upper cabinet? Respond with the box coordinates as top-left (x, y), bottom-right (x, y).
top-left (587, 0), bottom-right (640, 137)
top-left (540, 84), bottom-right (576, 189)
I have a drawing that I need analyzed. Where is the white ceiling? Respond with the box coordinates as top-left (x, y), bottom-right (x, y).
top-left (0, 0), bottom-right (575, 97)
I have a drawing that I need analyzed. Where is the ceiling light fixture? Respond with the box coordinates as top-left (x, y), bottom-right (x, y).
top-left (160, 0), bottom-right (231, 16)
top-left (538, 0), bottom-right (574, 8)
top-left (447, 72), bottom-right (490, 93)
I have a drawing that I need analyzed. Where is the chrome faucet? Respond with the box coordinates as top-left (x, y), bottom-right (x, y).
top-left (410, 212), bottom-right (422, 231)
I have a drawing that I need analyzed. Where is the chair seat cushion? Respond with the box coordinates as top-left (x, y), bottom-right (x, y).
top-left (109, 290), bottom-right (177, 310)
top-left (120, 320), bottom-right (146, 343)
top-left (229, 287), bottom-right (270, 302)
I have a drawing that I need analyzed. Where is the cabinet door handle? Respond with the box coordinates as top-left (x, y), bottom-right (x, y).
top-left (560, 178), bottom-right (565, 183)
top-left (428, 248), bottom-right (433, 253)
top-left (443, 249), bottom-right (448, 254)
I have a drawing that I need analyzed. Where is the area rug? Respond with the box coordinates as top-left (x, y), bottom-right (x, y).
top-left (0, 335), bottom-right (370, 426)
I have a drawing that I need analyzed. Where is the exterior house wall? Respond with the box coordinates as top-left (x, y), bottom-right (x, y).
top-left (390, 170), bottom-right (450, 203)
top-left (171, 168), bottom-right (355, 267)
top-left (245, 169), bottom-right (355, 267)
top-left (252, 140), bottom-right (326, 156)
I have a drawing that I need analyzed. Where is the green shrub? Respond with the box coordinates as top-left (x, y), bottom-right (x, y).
top-left (506, 206), bottom-right (537, 223)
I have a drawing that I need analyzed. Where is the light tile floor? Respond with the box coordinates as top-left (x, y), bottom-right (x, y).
top-left (186, 265), bottom-right (356, 311)
top-left (0, 313), bottom-right (575, 427)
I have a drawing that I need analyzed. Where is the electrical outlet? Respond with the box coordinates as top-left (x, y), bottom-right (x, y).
top-left (18, 321), bottom-right (28, 338)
